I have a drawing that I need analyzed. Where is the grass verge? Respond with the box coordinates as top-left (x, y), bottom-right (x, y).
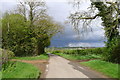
top-left (2, 61), bottom-right (40, 78)
top-left (80, 60), bottom-right (119, 78)
top-left (0, 71), bottom-right (2, 79)
top-left (12, 54), bottom-right (48, 60)
top-left (54, 53), bottom-right (101, 60)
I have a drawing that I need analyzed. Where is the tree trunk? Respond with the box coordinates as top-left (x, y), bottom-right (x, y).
top-left (37, 42), bottom-right (45, 55)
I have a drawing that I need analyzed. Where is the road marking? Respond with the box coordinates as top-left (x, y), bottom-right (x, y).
top-left (79, 66), bottom-right (85, 70)
top-left (46, 65), bottom-right (48, 68)
top-left (75, 69), bottom-right (78, 71)
top-left (46, 65), bottom-right (49, 72)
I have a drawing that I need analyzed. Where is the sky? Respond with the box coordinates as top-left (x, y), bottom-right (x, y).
top-left (0, 0), bottom-right (106, 47)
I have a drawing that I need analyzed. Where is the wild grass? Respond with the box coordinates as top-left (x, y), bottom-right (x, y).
top-left (80, 60), bottom-right (119, 78)
top-left (0, 71), bottom-right (2, 79)
top-left (52, 48), bottom-right (119, 78)
top-left (2, 61), bottom-right (40, 78)
top-left (12, 54), bottom-right (48, 60)
top-left (54, 53), bottom-right (102, 60)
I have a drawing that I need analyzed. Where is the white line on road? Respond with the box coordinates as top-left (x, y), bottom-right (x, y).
top-left (46, 65), bottom-right (48, 68)
top-left (79, 66), bottom-right (85, 70)
top-left (46, 65), bottom-right (49, 72)
top-left (46, 69), bottom-right (48, 72)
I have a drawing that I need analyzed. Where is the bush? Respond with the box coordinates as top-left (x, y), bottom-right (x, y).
top-left (105, 37), bottom-right (120, 63)
top-left (58, 48), bottom-right (105, 55)
top-left (0, 48), bottom-right (14, 64)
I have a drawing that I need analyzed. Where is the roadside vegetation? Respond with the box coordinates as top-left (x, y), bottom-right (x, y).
top-left (52, 48), bottom-right (105, 60)
top-left (12, 54), bottom-right (48, 60)
top-left (2, 0), bottom-right (62, 56)
top-left (54, 53), bottom-right (101, 60)
top-left (66, 1), bottom-right (120, 78)
top-left (69, 1), bottom-right (120, 64)
top-left (80, 60), bottom-right (119, 78)
top-left (1, 0), bottom-right (61, 79)
top-left (1, 0), bottom-right (119, 79)
top-left (2, 61), bottom-right (40, 78)
top-left (0, 48), bottom-right (48, 79)
top-left (0, 72), bottom-right (2, 80)
top-left (51, 47), bottom-right (119, 78)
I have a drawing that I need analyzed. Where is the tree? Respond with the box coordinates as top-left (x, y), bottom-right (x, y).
top-left (69, 0), bottom-right (120, 63)
top-left (16, 0), bottom-right (46, 26)
top-left (33, 16), bottom-right (62, 55)
top-left (2, 13), bottom-right (35, 56)
top-left (2, 0), bottom-right (62, 56)
top-left (69, 0), bottom-right (119, 42)
top-left (2, 12), bottom-right (61, 56)
top-left (15, 0), bottom-right (62, 55)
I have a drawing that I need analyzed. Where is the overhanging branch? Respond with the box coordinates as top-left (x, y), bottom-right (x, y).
top-left (77, 14), bottom-right (99, 19)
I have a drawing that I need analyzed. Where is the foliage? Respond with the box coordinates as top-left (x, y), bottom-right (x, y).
top-left (80, 60), bottom-right (119, 78)
top-left (12, 54), bottom-right (48, 60)
top-left (92, 1), bottom-right (120, 63)
top-left (0, 48), bottom-right (14, 75)
top-left (0, 48), bottom-right (14, 65)
top-left (2, 61), bottom-right (40, 78)
top-left (2, 13), bottom-right (35, 56)
top-left (1, 49), bottom-right (14, 59)
top-left (105, 36), bottom-right (120, 63)
top-left (33, 16), bottom-right (62, 54)
top-left (0, 72), bottom-right (1, 80)
top-left (69, 1), bottom-right (120, 63)
top-left (2, 0), bottom-right (62, 56)
top-left (15, 0), bottom-right (62, 55)
top-left (52, 48), bottom-right (104, 60)
top-left (91, 1), bottom-right (119, 46)
top-left (52, 48), bottom-right (106, 55)
top-left (54, 53), bottom-right (102, 60)
top-left (2, 12), bottom-right (61, 56)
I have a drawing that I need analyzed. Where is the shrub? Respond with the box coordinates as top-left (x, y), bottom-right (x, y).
top-left (52, 48), bottom-right (105, 56)
top-left (0, 48), bottom-right (14, 64)
top-left (105, 37), bottom-right (120, 63)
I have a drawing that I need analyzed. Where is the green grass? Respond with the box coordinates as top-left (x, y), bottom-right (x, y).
top-left (80, 60), bottom-right (119, 78)
top-left (2, 61), bottom-right (40, 78)
top-left (12, 54), bottom-right (48, 60)
top-left (0, 71), bottom-right (2, 79)
top-left (54, 53), bottom-right (101, 60)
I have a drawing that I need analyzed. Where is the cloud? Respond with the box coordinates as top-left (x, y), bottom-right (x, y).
top-left (1, 1), bottom-right (107, 47)
top-left (68, 42), bottom-right (105, 47)
top-left (50, 21), bottom-right (106, 47)
top-left (0, 0), bottom-right (17, 2)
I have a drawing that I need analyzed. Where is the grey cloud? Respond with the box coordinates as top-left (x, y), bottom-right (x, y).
top-left (1, 1), bottom-right (107, 47)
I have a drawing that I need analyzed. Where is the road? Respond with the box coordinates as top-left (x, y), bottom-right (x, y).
top-left (45, 54), bottom-right (109, 79)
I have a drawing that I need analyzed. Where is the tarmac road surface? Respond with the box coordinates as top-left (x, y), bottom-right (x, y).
top-left (45, 54), bottom-right (111, 80)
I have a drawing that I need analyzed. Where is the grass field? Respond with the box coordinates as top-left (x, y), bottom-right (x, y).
top-left (12, 54), bottom-right (48, 60)
top-left (2, 61), bottom-right (40, 78)
top-left (54, 53), bottom-right (101, 60)
top-left (80, 60), bottom-right (119, 78)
